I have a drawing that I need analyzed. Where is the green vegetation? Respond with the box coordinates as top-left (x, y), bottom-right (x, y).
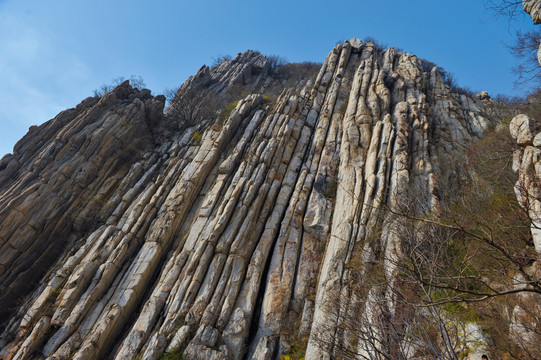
top-left (262, 94), bottom-right (277, 107)
top-left (419, 119), bottom-right (537, 358)
top-left (279, 319), bottom-right (308, 360)
top-left (189, 130), bottom-right (203, 146)
top-left (327, 107), bottom-right (538, 359)
top-left (52, 287), bottom-right (63, 295)
top-left (280, 338), bottom-right (307, 360)
top-left (157, 348), bottom-right (184, 360)
top-left (216, 100), bottom-right (239, 125)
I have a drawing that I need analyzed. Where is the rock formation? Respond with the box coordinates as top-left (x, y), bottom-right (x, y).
top-left (507, 1), bottom-right (541, 346)
top-left (524, 0), bottom-right (541, 24)
top-left (512, 113), bottom-right (541, 253)
top-left (0, 39), bottom-right (510, 360)
top-left (508, 113), bottom-right (541, 356)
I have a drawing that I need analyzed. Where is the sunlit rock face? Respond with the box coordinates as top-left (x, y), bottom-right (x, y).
top-left (524, 0), bottom-right (541, 24)
top-left (0, 40), bottom-right (496, 360)
top-left (511, 112), bottom-right (541, 256)
top-left (509, 114), bottom-right (541, 357)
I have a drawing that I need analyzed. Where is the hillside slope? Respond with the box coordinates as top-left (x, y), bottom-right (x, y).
top-left (0, 39), bottom-right (511, 360)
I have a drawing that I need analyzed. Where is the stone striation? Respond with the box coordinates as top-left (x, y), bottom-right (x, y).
top-left (0, 81), bottom-right (164, 327)
top-left (509, 113), bottom-right (541, 356)
top-left (0, 41), bottom-right (495, 360)
top-left (511, 114), bottom-right (541, 253)
top-left (179, 50), bottom-right (274, 96)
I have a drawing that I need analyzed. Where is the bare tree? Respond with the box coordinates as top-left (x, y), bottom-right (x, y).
top-left (267, 54), bottom-right (288, 77)
top-left (312, 191), bottom-right (539, 359)
top-left (390, 122), bottom-right (540, 358)
top-left (212, 54), bottom-right (232, 68)
top-left (509, 30), bottom-right (541, 86)
top-left (164, 87), bottom-right (217, 128)
top-left (484, 0), bottom-right (523, 19)
top-left (93, 75), bottom-right (146, 97)
top-left (311, 117), bottom-right (541, 359)
top-left (485, 1), bottom-right (541, 87)
top-left (310, 220), bottom-right (475, 360)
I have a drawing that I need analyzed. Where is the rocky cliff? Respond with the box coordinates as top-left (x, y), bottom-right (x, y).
top-left (524, 0), bottom-right (541, 24)
top-left (0, 39), bottom-right (510, 359)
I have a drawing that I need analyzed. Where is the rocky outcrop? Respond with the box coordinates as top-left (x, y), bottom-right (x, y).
top-left (476, 91), bottom-right (491, 101)
top-left (524, 0), bottom-right (541, 24)
top-left (0, 41), bottom-right (498, 360)
top-left (179, 50), bottom-right (273, 96)
top-left (0, 81), bottom-right (164, 327)
top-left (518, 3), bottom-right (541, 251)
top-left (508, 113), bottom-right (541, 355)
top-left (511, 113), bottom-right (541, 254)
top-left (511, 113), bottom-right (541, 253)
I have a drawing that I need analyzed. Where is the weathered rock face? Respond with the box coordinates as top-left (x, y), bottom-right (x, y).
top-left (179, 50), bottom-right (274, 96)
top-left (511, 113), bottom-right (541, 253)
top-left (524, 0), bottom-right (541, 24)
top-left (519, 4), bottom-right (541, 250)
top-left (0, 41), bottom-right (498, 360)
top-left (509, 114), bottom-right (541, 355)
top-left (0, 81), bottom-right (164, 326)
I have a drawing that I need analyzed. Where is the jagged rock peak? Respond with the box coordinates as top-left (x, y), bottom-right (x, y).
top-left (176, 49), bottom-right (276, 98)
top-left (0, 39), bottom-right (504, 360)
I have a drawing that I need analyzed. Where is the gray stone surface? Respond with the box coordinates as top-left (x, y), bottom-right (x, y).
top-left (509, 109), bottom-right (541, 357)
top-left (524, 0), bottom-right (541, 24)
top-left (0, 43), bottom-right (500, 360)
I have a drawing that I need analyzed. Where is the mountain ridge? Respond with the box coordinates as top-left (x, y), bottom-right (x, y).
top-left (0, 38), bottom-right (530, 360)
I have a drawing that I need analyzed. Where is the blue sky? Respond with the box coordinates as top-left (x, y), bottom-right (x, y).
top-left (0, 0), bottom-right (537, 157)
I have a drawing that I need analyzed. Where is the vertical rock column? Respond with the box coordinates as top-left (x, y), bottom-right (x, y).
top-left (248, 41), bottom-right (356, 359)
top-left (509, 113), bottom-right (541, 355)
top-left (511, 114), bottom-right (541, 254)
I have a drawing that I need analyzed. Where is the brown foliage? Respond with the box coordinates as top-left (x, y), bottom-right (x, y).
top-left (509, 30), bottom-right (541, 87)
top-left (314, 119), bottom-right (541, 359)
top-left (165, 87), bottom-right (218, 129)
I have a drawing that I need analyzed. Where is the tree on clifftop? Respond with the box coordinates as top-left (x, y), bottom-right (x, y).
top-left (164, 87), bottom-right (218, 129)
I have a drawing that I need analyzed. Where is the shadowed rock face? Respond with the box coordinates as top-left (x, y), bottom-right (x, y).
top-left (0, 41), bottom-right (497, 360)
